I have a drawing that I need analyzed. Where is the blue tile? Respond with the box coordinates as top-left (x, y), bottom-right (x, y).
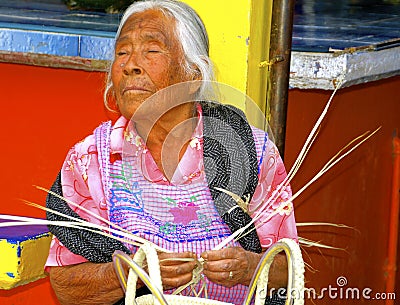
top-left (293, 0), bottom-right (400, 51)
top-left (80, 35), bottom-right (114, 60)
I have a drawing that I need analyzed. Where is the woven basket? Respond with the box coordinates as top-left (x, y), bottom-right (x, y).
top-left (112, 238), bottom-right (304, 305)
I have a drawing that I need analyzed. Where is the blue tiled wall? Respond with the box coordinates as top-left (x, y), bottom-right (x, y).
top-left (0, 26), bottom-right (115, 60)
top-left (0, 28), bottom-right (79, 57)
top-left (0, 0), bottom-right (118, 60)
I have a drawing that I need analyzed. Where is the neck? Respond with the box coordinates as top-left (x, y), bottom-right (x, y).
top-left (134, 102), bottom-right (197, 180)
top-left (135, 102), bottom-right (196, 145)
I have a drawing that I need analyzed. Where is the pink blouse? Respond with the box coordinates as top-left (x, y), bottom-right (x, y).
top-left (46, 108), bottom-right (297, 267)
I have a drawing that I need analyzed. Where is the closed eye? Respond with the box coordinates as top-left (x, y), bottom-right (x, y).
top-left (146, 47), bottom-right (162, 54)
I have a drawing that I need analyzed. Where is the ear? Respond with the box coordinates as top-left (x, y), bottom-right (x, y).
top-left (189, 63), bottom-right (202, 81)
top-left (105, 87), bottom-right (121, 114)
top-left (188, 80), bottom-right (202, 95)
top-left (193, 69), bottom-right (202, 81)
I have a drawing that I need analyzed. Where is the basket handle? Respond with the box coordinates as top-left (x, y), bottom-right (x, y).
top-left (113, 243), bottom-right (169, 305)
top-left (242, 238), bottom-right (305, 305)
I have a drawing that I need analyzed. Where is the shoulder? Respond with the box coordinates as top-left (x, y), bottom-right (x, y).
top-left (61, 120), bottom-right (112, 189)
top-left (200, 101), bottom-right (246, 120)
top-left (250, 125), bottom-right (269, 143)
top-left (250, 125), bottom-right (275, 160)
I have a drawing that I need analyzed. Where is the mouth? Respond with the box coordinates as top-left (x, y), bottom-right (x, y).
top-left (122, 85), bottom-right (153, 95)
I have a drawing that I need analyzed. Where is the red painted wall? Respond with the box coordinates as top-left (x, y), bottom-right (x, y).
top-left (0, 62), bottom-right (110, 304)
top-left (0, 63), bottom-right (111, 217)
top-left (285, 76), bottom-right (400, 304)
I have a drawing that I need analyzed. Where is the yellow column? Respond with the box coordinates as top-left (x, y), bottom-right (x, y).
top-left (182, 0), bottom-right (272, 116)
top-left (247, 0), bottom-right (273, 117)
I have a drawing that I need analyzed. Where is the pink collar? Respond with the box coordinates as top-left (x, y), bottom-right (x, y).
top-left (110, 104), bottom-right (204, 185)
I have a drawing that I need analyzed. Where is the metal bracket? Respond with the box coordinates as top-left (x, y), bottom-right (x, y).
top-left (258, 55), bottom-right (285, 68)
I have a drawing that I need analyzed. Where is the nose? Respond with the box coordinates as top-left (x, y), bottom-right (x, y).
top-left (122, 53), bottom-right (143, 76)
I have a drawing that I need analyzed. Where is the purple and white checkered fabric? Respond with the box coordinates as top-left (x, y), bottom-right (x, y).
top-left (95, 120), bottom-right (268, 304)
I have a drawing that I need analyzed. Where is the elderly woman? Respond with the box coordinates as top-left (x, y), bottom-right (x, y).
top-left (45, 1), bottom-right (297, 304)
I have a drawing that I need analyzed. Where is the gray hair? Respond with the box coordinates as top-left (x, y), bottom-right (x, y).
top-left (104, 0), bottom-right (215, 111)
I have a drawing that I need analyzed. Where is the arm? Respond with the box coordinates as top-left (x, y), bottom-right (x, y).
top-left (49, 251), bottom-right (197, 305)
top-left (48, 262), bottom-right (128, 305)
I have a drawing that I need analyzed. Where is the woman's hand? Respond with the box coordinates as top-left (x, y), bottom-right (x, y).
top-left (158, 251), bottom-right (198, 290)
top-left (200, 247), bottom-right (262, 287)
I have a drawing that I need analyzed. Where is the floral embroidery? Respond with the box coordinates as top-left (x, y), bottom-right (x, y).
top-left (183, 171), bottom-right (202, 183)
top-left (135, 135), bottom-right (142, 147)
top-left (169, 202), bottom-right (200, 225)
top-left (65, 152), bottom-right (91, 182)
top-left (276, 200), bottom-right (293, 216)
top-left (65, 160), bottom-right (74, 172)
top-left (197, 213), bottom-right (211, 232)
top-left (159, 222), bottom-right (177, 235)
top-left (109, 186), bottom-right (143, 210)
top-left (189, 137), bottom-right (201, 150)
top-left (163, 196), bottom-right (201, 225)
top-left (163, 197), bottom-right (177, 205)
top-left (124, 129), bottom-right (134, 143)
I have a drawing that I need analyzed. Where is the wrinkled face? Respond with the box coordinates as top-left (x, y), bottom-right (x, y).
top-left (111, 9), bottom-right (191, 119)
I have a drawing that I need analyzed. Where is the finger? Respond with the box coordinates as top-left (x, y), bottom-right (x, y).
top-left (203, 259), bottom-right (233, 272)
top-left (160, 259), bottom-right (197, 290)
top-left (159, 251), bottom-right (196, 259)
top-left (160, 260), bottom-right (197, 277)
top-left (158, 252), bottom-right (196, 266)
top-left (201, 247), bottom-right (243, 261)
top-left (202, 269), bottom-right (236, 288)
top-left (162, 272), bottom-right (194, 290)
